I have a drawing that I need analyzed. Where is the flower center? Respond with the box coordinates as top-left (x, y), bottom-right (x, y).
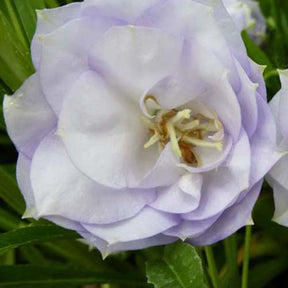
top-left (142, 95), bottom-right (224, 167)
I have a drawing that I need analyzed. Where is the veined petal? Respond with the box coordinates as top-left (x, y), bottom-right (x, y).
top-left (30, 132), bottom-right (156, 224)
top-left (3, 74), bottom-right (56, 158)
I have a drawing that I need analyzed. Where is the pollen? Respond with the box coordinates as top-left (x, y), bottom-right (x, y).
top-left (142, 95), bottom-right (224, 167)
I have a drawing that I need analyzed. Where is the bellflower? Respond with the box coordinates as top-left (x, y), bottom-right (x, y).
top-left (3, 0), bottom-right (281, 256)
top-left (223, 0), bottom-right (266, 44)
top-left (267, 70), bottom-right (288, 226)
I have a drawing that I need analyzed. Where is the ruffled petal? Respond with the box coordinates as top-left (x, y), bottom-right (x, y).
top-left (183, 129), bottom-right (251, 220)
top-left (82, 0), bottom-right (160, 23)
top-left (163, 214), bottom-right (220, 239)
top-left (250, 94), bottom-right (283, 186)
top-left (179, 39), bottom-right (242, 141)
top-left (189, 180), bottom-right (262, 246)
top-left (59, 70), bottom-right (181, 189)
top-left (30, 132), bottom-right (156, 224)
top-left (150, 173), bottom-right (202, 214)
top-left (80, 231), bottom-right (176, 257)
top-left (16, 154), bottom-right (37, 218)
top-left (39, 16), bottom-right (119, 114)
top-left (234, 59), bottom-right (258, 138)
top-left (82, 207), bottom-right (180, 244)
top-left (3, 74), bottom-right (56, 158)
top-left (31, 3), bottom-right (82, 68)
top-left (89, 26), bottom-right (183, 101)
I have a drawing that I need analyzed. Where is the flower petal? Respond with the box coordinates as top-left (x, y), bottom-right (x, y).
top-left (3, 74), bottom-right (56, 158)
top-left (32, 3), bottom-right (82, 68)
top-left (189, 180), bottom-right (262, 246)
top-left (150, 173), bottom-right (202, 214)
top-left (30, 131), bottom-right (156, 224)
top-left (59, 70), bottom-right (171, 189)
top-left (179, 39), bottom-right (242, 141)
top-left (136, 0), bottom-right (242, 91)
top-left (39, 17), bottom-right (119, 115)
top-left (82, 0), bottom-right (160, 23)
top-left (89, 25), bottom-right (184, 100)
top-left (82, 207), bottom-right (180, 244)
top-left (250, 94), bottom-right (283, 186)
top-left (183, 129), bottom-right (251, 220)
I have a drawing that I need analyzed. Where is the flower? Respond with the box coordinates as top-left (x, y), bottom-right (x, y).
top-left (3, 0), bottom-right (281, 256)
top-left (223, 0), bottom-right (266, 44)
top-left (267, 70), bottom-right (288, 226)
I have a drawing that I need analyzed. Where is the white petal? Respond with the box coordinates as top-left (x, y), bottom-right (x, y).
top-left (272, 181), bottom-right (288, 226)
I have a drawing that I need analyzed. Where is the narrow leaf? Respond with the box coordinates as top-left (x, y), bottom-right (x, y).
top-left (0, 225), bottom-right (79, 255)
top-left (0, 265), bottom-right (147, 287)
top-left (146, 242), bottom-right (207, 288)
top-left (14, 0), bottom-right (46, 43)
top-left (0, 166), bottom-right (25, 214)
top-left (0, 10), bottom-right (34, 91)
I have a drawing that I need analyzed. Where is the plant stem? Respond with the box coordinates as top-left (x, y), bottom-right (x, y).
top-left (224, 234), bottom-right (240, 286)
top-left (241, 225), bottom-right (252, 288)
top-left (205, 246), bottom-right (219, 288)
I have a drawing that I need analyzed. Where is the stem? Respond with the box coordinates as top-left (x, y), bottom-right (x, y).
top-left (205, 246), bottom-right (219, 288)
top-left (241, 226), bottom-right (252, 288)
top-left (224, 234), bottom-right (239, 286)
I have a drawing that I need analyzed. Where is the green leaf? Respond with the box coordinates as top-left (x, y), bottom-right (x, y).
top-left (13, 0), bottom-right (46, 43)
top-left (0, 166), bottom-right (25, 214)
top-left (241, 31), bottom-right (273, 73)
top-left (0, 225), bottom-right (79, 255)
top-left (0, 265), bottom-right (147, 287)
top-left (146, 242), bottom-right (207, 288)
top-left (0, 10), bottom-right (34, 91)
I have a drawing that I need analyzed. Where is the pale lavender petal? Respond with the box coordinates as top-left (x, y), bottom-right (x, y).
top-left (179, 39), bottom-right (242, 141)
top-left (234, 58), bottom-right (258, 137)
top-left (150, 173), bottom-right (202, 214)
top-left (38, 16), bottom-right (119, 115)
top-left (80, 231), bottom-right (176, 257)
top-left (268, 154), bottom-right (288, 191)
top-left (32, 3), bottom-right (82, 68)
top-left (136, 0), bottom-right (241, 91)
top-left (30, 132), bottom-right (156, 224)
top-left (82, 0), bottom-right (160, 23)
top-left (89, 26), bottom-right (183, 100)
top-left (189, 180), bottom-right (263, 246)
top-left (82, 207), bottom-right (180, 244)
top-left (16, 153), bottom-right (37, 218)
top-left (164, 214), bottom-right (220, 239)
top-left (3, 74), bottom-right (56, 158)
top-left (183, 129), bottom-right (251, 220)
top-left (250, 94), bottom-right (283, 186)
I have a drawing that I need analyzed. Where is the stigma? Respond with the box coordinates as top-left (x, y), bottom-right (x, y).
top-left (142, 95), bottom-right (224, 167)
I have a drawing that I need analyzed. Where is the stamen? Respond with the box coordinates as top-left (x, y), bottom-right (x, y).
top-left (144, 133), bottom-right (160, 148)
top-left (166, 121), bottom-right (182, 157)
top-left (141, 95), bottom-right (224, 166)
top-left (182, 136), bottom-right (223, 151)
